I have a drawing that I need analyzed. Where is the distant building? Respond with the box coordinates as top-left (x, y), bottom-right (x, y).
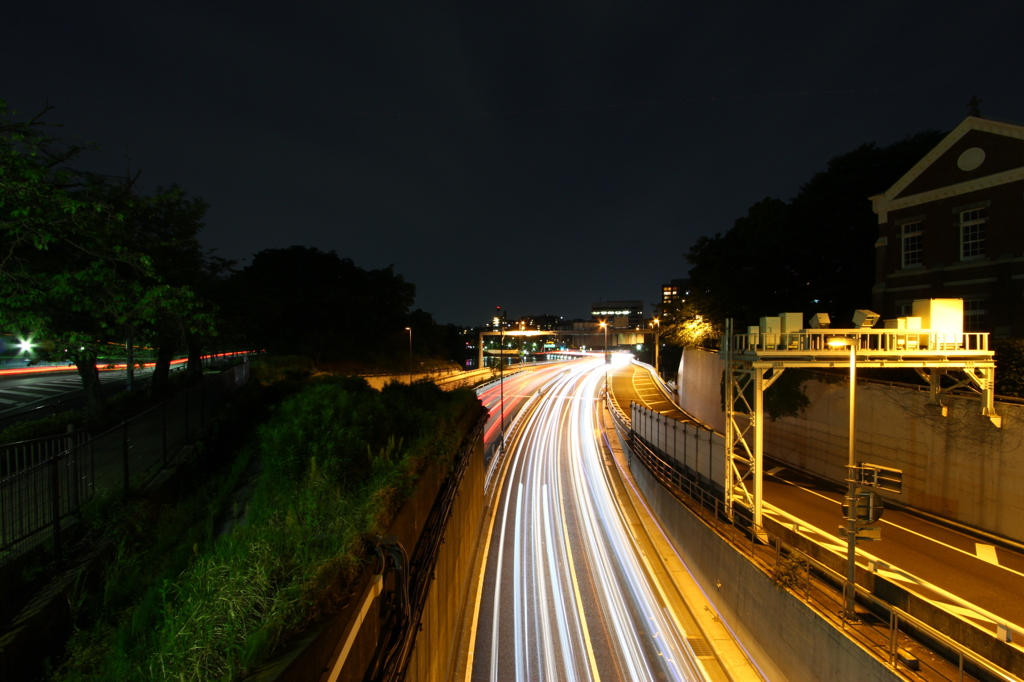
top-left (517, 314), bottom-right (564, 331)
top-left (591, 300), bottom-right (644, 329)
top-left (661, 279), bottom-right (690, 307)
top-left (871, 115), bottom-right (1024, 337)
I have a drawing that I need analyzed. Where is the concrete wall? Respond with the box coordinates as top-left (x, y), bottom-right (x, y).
top-left (766, 377), bottom-right (1024, 543)
top-left (404, 420), bottom-right (486, 681)
top-left (676, 350), bottom-right (1024, 543)
top-left (629, 454), bottom-right (903, 682)
top-left (676, 348), bottom-right (725, 432)
top-left (631, 402), bottom-right (725, 494)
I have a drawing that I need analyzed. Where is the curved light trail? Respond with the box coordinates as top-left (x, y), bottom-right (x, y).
top-left (472, 359), bottom-right (707, 682)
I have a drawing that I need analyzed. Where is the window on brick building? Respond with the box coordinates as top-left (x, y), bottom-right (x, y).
top-left (964, 299), bottom-right (986, 332)
top-left (901, 221), bottom-right (922, 267)
top-left (960, 208), bottom-right (987, 260)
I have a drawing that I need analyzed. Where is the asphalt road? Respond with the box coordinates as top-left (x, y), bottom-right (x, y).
top-left (0, 367), bottom-right (154, 422)
top-left (471, 359), bottom-right (712, 682)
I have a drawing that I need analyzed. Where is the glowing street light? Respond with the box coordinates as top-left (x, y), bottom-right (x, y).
top-left (600, 321), bottom-right (609, 387)
top-left (18, 338), bottom-right (34, 354)
top-left (828, 336), bottom-right (861, 621)
top-left (651, 317), bottom-right (661, 375)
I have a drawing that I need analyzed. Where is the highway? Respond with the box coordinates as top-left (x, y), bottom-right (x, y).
top-left (470, 358), bottom-right (717, 682)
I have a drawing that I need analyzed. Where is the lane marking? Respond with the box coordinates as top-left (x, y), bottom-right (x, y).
top-left (919, 596), bottom-right (997, 624)
top-left (977, 544), bottom-right (1000, 566)
top-left (558, 464), bottom-right (602, 682)
top-left (766, 476), bottom-right (1024, 579)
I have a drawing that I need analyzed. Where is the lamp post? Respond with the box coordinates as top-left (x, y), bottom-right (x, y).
top-left (405, 327), bottom-right (412, 385)
top-left (651, 317), bottom-right (661, 376)
top-left (499, 311), bottom-right (506, 451)
top-left (829, 336), bottom-right (860, 621)
top-left (600, 321), bottom-right (609, 387)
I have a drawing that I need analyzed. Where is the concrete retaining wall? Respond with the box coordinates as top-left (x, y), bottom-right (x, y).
top-left (629, 454), bottom-right (902, 682)
top-left (404, 416), bottom-right (486, 681)
top-left (631, 402), bottom-right (725, 494)
top-left (766, 379), bottom-right (1024, 543)
top-left (677, 348), bottom-right (726, 432)
top-left (676, 349), bottom-right (1024, 543)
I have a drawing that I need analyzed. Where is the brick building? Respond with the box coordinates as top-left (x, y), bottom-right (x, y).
top-left (871, 115), bottom-right (1024, 337)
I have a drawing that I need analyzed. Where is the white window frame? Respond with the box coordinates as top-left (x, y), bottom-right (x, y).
top-left (900, 221), bottom-right (923, 268)
top-left (960, 208), bottom-right (986, 260)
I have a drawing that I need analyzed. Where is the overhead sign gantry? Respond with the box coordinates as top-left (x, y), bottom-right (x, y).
top-left (719, 301), bottom-right (999, 532)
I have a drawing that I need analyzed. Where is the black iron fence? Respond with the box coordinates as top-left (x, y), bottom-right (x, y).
top-left (0, 360), bottom-right (249, 566)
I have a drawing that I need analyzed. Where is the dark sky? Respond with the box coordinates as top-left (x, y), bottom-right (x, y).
top-left (5, 3), bottom-right (1023, 326)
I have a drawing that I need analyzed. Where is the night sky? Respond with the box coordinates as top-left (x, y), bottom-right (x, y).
top-left (5, 3), bottom-right (1023, 326)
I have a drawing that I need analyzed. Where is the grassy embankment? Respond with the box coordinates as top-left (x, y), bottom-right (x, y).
top-left (50, 369), bottom-right (478, 681)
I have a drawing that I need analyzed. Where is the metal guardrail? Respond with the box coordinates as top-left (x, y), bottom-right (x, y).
top-left (0, 361), bottom-right (250, 566)
top-left (728, 329), bottom-right (991, 354)
top-left (627, 433), bottom-right (1021, 682)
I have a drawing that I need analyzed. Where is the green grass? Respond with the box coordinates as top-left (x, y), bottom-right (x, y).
top-left (51, 376), bottom-right (478, 681)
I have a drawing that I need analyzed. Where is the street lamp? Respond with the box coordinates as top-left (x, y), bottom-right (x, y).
top-left (405, 327), bottom-right (412, 385)
top-left (600, 321), bottom-right (609, 387)
top-left (651, 317), bottom-right (661, 376)
top-left (828, 336), bottom-right (860, 621)
top-left (496, 306), bottom-right (505, 453)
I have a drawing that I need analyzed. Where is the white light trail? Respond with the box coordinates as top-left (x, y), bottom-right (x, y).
top-left (475, 360), bottom-right (707, 681)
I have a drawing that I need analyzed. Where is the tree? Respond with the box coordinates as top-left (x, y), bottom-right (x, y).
top-left (0, 100), bottom-right (210, 419)
top-left (228, 246), bottom-right (415, 365)
top-left (686, 131), bottom-right (947, 328)
top-left (124, 185), bottom-right (225, 392)
top-left (658, 298), bottom-right (720, 349)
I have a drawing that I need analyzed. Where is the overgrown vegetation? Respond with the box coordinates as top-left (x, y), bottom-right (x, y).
top-left (993, 339), bottom-right (1024, 399)
top-left (51, 377), bottom-right (479, 681)
top-left (249, 355), bottom-right (316, 386)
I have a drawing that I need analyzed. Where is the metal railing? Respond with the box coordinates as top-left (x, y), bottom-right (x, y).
top-left (0, 360), bottom-right (250, 566)
top-left (627, 433), bottom-right (1020, 682)
top-left (729, 329), bottom-right (991, 354)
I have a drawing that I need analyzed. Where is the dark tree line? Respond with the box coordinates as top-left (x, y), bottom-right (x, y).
top-left (1, 100), bottom-right (220, 420)
top-left (675, 130), bottom-right (947, 331)
top-left (2, 99), bottom-right (460, 423)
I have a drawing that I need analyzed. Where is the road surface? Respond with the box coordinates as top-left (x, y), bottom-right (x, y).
top-left (471, 359), bottom-right (716, 682)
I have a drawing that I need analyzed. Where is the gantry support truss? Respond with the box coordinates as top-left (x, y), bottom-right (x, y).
top-left (721, 320), bottom-right (1000, 528)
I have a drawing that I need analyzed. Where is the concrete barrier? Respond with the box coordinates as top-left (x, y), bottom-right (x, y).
top-left (631, 402), bottom-right (725, 496)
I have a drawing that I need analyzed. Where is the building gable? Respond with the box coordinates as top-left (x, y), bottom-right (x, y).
top-left (871, 117), bottom-right (1024, 223)
top-left (898, 129), bottom-right (1024, 198)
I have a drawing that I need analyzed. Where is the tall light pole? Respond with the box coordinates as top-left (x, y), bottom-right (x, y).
top-left (600, 321), bottom-right (609, 388)
top-left (829, 336), bottom-right (860, 621)
top-left (405, 327), bottom-right (412, 385)
top-left (651, 317), bottom-right (661, 377)
top-left (498, 307), bottom-right (505, 451)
